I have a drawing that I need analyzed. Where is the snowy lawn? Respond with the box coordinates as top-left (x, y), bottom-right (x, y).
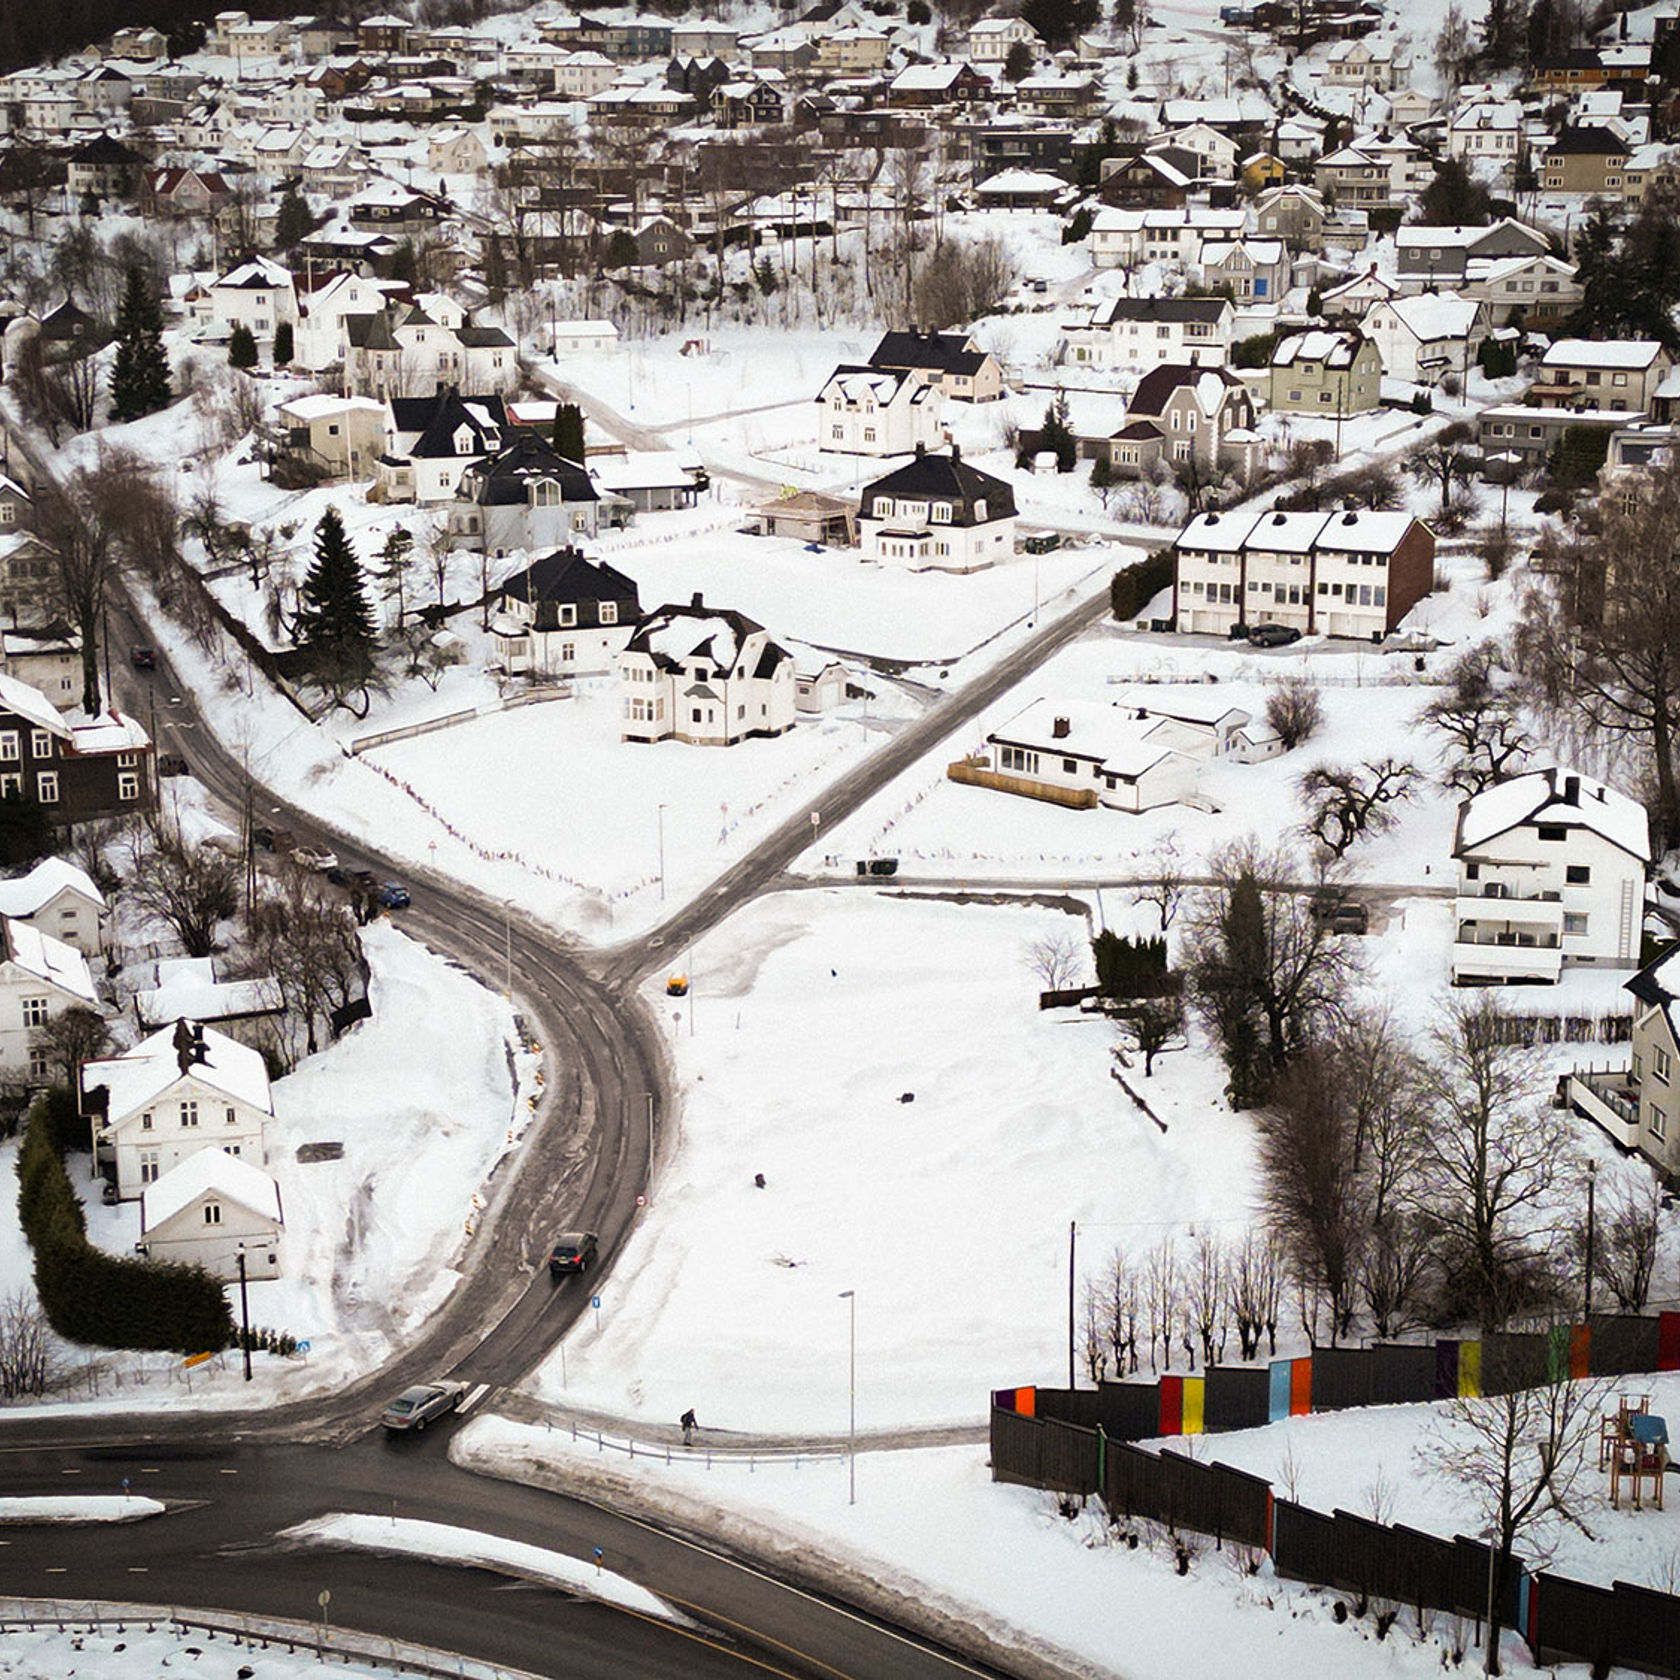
top-left (527, 890), bottom-right (1258, 1431)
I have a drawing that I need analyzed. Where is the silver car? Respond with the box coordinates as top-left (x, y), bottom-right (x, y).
top-left (380, 1380), bottom-right (468, 1432)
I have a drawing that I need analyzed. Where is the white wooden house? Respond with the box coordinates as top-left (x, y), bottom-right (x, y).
top-left (858, 445), bottom-right (1017, 571)
top-left (0, 858), bottom-right (108, 955)
top-left (816, 365), bottom-right (944, 456)
top-left (618, 593), bottom-right (796, 745)
top-left (971, 699), bottom-right (1197, 813)
top-left (1450, 767), bottom-right (1650, 985)
top-left (0, 917), bottom-right (99, 1080)
top-left (137, 1147), bottom-right (284, 1280)
top-left (82, 1019), bottom-right (275, 1203)
top-left (490, 548), bottom-right (641, 677)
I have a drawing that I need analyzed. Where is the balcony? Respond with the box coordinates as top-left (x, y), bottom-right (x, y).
top-left (1451, 937), bottom-right (1564, 984)
top-left (1453, 891), bottom-right (1564, 930)
top-left (1567, 1066), bottom-right (1641, 1149)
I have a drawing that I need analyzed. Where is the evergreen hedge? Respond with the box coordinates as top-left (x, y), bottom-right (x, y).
top-left (1109, 548), bottom-right (1175, 622)
top-left (16, 1098), bottom-right (235, 1354)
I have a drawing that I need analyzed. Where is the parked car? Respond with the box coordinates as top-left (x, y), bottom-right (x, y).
top-left (548, 1231), bottom-right (599, 1277)
top-left (131, 646), bottom-right (156, 670)
top-left (1311, 896), bottom-right (1370, 935)
top-left (1247, 623), bottom-right (1302, 648)
top-left (376, 881), bottom-right (410, 909)
top-left (380, 1379), bottom-right (468, 1432)
top-left (292, 844), bottom-right (339, 873)
top-left (157, 753), bottom-right (189, 778)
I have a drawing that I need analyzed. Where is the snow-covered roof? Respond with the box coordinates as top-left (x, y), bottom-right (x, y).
top-left (1542, 338), bottom-right (1666, 370)
top-left (1371, 293), bottom-right (1483, 341)
top-left (279, 393), bottom-right (386, 423)
top-left (1313, 509), bottom-right (1418, 552)
top-left (3, 918), bottom-right (96, 1002)
top-left (71, 711), bottom-right (150, 754)
top-left (648, 614), bottom-right (740, 670)
top-left (136, 973), bottom-right (284, 1030)
top-left (214, 254), bottom-right (293, 290)
top-left (141, 1146), bottom-right (282, 1232)
top-left (0, 858), bottom-right (104, 918)
top-left (1242, 510), bottom-right (1328, 553)
top-left (974, 168), bottom-right (1068, 195)
top-left (82, 1019), bottom-right (275, 1124)
top-left (590, 451), bottom-right (699, 493)
top-left (1455, 766), bottom-right (1651, 861)
top-left (0, 672), bottom-right (70, 739)
top-left (989, 698), bottom-right (1187, 778)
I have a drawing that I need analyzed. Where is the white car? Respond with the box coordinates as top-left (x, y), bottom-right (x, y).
top-left (292, 844), bottom-right (339, 873)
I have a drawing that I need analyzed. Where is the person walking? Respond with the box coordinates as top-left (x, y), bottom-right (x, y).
top-left (680, 1408), bottom-right (697, 1446)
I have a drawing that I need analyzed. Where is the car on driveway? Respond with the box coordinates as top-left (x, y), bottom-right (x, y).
top-left (292, 844), bottom-right (339, 873)
top-left (548, 1232), bottom-right (599, 1277)
top-left (380, 1379), bottom-right (468, 1432)
top-left (1247, 623), bottom-right (1302, 648)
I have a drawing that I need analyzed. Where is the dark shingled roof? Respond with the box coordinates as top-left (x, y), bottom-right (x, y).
top-left (462, 433), bottom-right (596, 506)
top-left (498, 548), bottom-right (640, 632)
top-left (868, 329), bottom-right (991, 378)
top-left (861, 445), bottom-right (1016, 524)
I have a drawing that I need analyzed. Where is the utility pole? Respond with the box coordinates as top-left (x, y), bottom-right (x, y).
top-left (1067, 1220), bottom-right (1077, 1389)
top-left (1583, 1159), bottom-right (1597, 1319)
top-left (236, 1245), bottom-right (252, 1381)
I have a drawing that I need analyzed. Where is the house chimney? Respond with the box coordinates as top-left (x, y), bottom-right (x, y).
top-left (1052, 715), bottom-right (1070, 739)
top-left (1563, 773), bottom-right (1580, 805)
top-left (914, 441), bottom-right (926, 457)
top-left (172, 1017), bottom-right (194, 1076)
top-left (950, 441), bottom-right (961, 461)
top-left (691, 590), bottom-right (704, 609)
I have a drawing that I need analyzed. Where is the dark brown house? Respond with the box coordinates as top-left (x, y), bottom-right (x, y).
top-left (0, 675), bottom-right (154, 825)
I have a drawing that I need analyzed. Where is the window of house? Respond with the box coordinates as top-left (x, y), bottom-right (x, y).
top-left (140, 1150), bottom-right (160, 1184)
top-left (203, 1201), bottom-right (221, 1225)
top-left (1563, 911), bottom-right (1588, 935)
top-left (28, 730), bottom-right (50, 758)
top-left (1654, 1045), bottom-right (1672, 1083)
top-left (1650, 1103), bottom-right (1669, 1140)
top-left (118, 772), bottom-right (139, 802)
top-left (1536, 824), bottom-right (1567, 841)
top-left (21, 996), bottom-right (47, 1028)
top-left (181, 1100), bottom-right (199, 1128)
top-left (35, 771), bottom-right (56, 803)
top-left (225, 1106), bottom-right (237, 1125)
top-left (1565, 864), bottom-right (1591, 884)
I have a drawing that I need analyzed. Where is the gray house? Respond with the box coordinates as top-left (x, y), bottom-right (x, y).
top-left (447, 433), bottom-right (602, 554)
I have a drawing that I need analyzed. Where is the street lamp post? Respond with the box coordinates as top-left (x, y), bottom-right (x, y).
top-left (838, 1290), bottom-right (856, 1505)
top-left (657, 803), bottom-right (666, 901)
top-left (236, 1243), bottom-right (252, 1382)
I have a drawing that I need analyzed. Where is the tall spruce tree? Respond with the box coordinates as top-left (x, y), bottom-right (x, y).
top-left (108, 265), bottom-right (170, 423)
top-left (296, 507), bottom-right (379, 704)
top-left (552, 401), bottom-right (586, 461)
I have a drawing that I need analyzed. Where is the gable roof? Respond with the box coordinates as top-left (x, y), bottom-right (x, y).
top-left (497, 548), bottom-right (640, 610)
top-left (0, 858), bottom-right (105, 919)
top-left (1454, 766), bottom-right (1651, 861)
top-left (141, 1147), bottom-right (282, 1232)
top-left (868, 330), bottom-right (990, 377)
top-left (463, 434), bottom-right (597, 506)
top-left (1092, 296), bottom-right (1232, 328)
top-left (627, 596), bottom-right (764, 675)
top-left (388, 387), bottom-right (508, 459)
top-left (2, 918), bottom-right (96, 1003)
top-left (1129, 364), bottom-right (1248, 418)
top-left (81, 1018), bottom-right (274, 1124)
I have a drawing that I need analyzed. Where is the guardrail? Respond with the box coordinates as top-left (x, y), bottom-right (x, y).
top-left (536, 1414), bottom-right (848, 1470)
top-left (349, 685), bottom-right (572, 756)
top-left (0, 1598), bottom-right (548, 1680)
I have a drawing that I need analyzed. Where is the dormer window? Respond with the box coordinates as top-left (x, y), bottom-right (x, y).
top-left (558, 603), bottom-right (577, 627)
top-left (455, 428), bottom-right (475, 454)
top-left (599, 601), bottom-right (618, 624)
top-left (975, 498), bottom-right (987, 521)
top-left (932, 502), bottom-right (951, 523)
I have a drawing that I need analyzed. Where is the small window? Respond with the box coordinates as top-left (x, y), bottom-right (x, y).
top-left (1536, 824), bottom-right (1567, 842)
top-left (1653, 1045), bottom-right (1672, 1084)
top-left (181, 1100), bottom-right (199, 1128)
top-left (141, 1111), bottom-right (153, 1131)
top-left (118, 771), bottom-right (140, 802)
top-left (21, 996), bottom-right (48, 1028)
top-left (35, 771), bottom-right (57, 804)
top-left (1565, 864), bottom-right (1590, 884)
top-left (599, 601), bottom-right (618, 625)
top-left (203, 1202), bottom-right (222, 1225)
top-left (226, 1106), bottom-right (237, 1125)
top-left (1563, 912), bottom-right (1588, 936)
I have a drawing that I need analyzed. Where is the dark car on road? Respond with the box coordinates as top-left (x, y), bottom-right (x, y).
top-left (131, 647), bottom-right (156, 670)
top-left (380, 1379), bottom-right (468, 1432)
top-left (548, 1232), bottom-right (599, 1277)
top-left (376, 881), bottom-right (410, 909)
top-left (1247, 623), bottom-right (1302, 647)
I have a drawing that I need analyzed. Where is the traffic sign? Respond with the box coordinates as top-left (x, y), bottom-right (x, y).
top-left (590, 1295), bottom-right (602, 1309)
top-left (297, 1340), bottom-right (311, 1353)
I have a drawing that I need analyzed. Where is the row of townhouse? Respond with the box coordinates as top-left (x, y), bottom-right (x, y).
top-left (1171, 507), bottom-right (1436, 640)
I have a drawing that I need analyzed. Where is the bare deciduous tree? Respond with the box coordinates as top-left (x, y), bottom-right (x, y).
top-left (1297, 757), bottom-right (1419, 859)
top-left (1265, 677), bottom-right (1323, 751)
top-left (1227, 1229), bottom-right (1283, 1359)
top-left (1144, 1236), bottom-right (1180, 1373)
top-left (1581, 1174), bottom-right (1666, 1312)
top-left (1120, 990), bottom-right (1184, 1077)
top-left (247, 872), bottom-right (364, 1060)
top-left (1417, 996), bottom-right (1576, 1327)
top-left (1422, 1347), bottom-right (1608, 1675)
top-left (0, 1289), bottom-right (56, 1399)
top-left (123, 825), bottom-right (240, 958)
top-left (1183, 1230), bottom-right (1229, 1369)
top-left (1026, 931), bottom-right (1083, 993)
top-left (1133, 830), bottom-right (1186, 932)
top-left (1421, 642), bottom-right (1534, 795)
top-left (30, 1005), bottom-right (113, 1094)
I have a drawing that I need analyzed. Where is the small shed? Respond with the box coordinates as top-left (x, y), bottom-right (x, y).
top-left (795, 658), bottom-right (849, 713)
top-left (552, 320), bottom-right (620, 357)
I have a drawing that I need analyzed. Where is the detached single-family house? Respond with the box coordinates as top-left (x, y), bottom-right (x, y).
top-left (1450, 766), bottom-right (1649, 986)
top-left (618, 593), bottom-right (796, 745)
top-left (490, 548), bottom-right (641, 678)
top-left (1531, 339), bottom-right (1673, 413)
top-left (448, 433), bottom-right (602, 553)
top-left (1103, 364), bottom-right (1260, 481)
top-left (816, 365), bottom-right (944, 456)
top-left (0, 674), bottom-right (155, 825)
top-left (1395, 219), bottom-right (1549, 290)
top-left (137, 1147), bottom-right (284, 1281)
top-left (1061, 296), bottom-right (1234, 373)
top-left (1362, 294), bottom-right (1489, 386)
top-left (961, 699), bottom-right (1197, 813)
top-left (1462, 252), bottom-right (1583, 327)
top-left (206, 255), bottom-right (298, 340)
top-left (1446, 100), bottom-right (1523, 162)
top-left (1264, 328), bottom-right (1383, 415)
top-left (0, 916), bottom-right (98, 1080)
top-left (866, 330), bottom-right (1004, 403)
top-left (0, 857), bottom-right (107, 955)
top-left (376, 388), bottom-right (508, 504)
top-left (1172, 507), bottom-right (1436, 639)
top-left (278, 394), bottom-right (388, 482)
top-left (858, 445), bottom-right (1017, 571)
top-left (83, 1018), bottom-right (275, 1203)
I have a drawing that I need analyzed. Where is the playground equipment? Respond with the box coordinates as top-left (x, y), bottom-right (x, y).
top-left (1602, 1394), bottom-right (1669, 1511)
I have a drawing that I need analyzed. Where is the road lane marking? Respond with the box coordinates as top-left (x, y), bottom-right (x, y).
top-left (457, 1383), bottom-right (490, 1416)
top-left (140, 1468), bottom-right (160, 1474)
top-left (45, 1568), bottom-right (67, 1574)
top-left (219, 1468), bottom-right (238, 1476)
top-left (126, 1567), bottom-right (147, 1574)
top-left (58, 1468), bottom-right (80, 1475)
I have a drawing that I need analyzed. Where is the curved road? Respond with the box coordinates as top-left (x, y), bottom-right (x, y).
top-left (0, 434), bottom-right (1117, 1678)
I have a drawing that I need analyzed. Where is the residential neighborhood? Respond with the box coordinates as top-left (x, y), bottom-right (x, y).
top-left (4, 0), bottom-right (1680, 1676)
